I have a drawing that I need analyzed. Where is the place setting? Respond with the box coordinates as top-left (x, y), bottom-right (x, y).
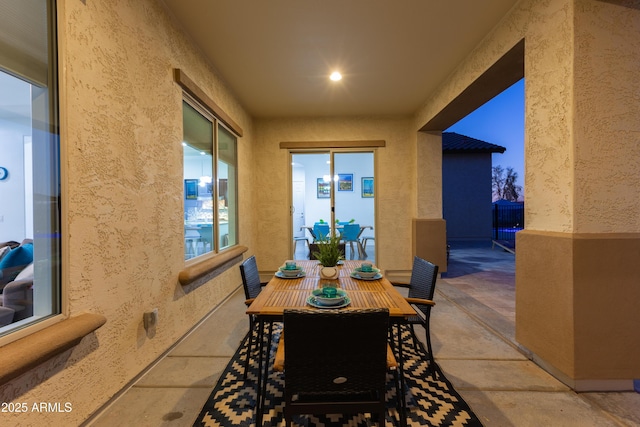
top-left (350, 262), bottom-right (382, 280)
top-left (275, 260), bottom-right (306, 279)
top-left (306, 284), bottom-right (351, 309)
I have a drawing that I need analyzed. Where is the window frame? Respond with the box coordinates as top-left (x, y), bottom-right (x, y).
top-left (0, 0), bottom-right (63, 344)
top-left (182, 93), bottom-right (239, 261)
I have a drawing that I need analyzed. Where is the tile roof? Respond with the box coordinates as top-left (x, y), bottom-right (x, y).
top-left (442, 132), bottom-right (506, 153)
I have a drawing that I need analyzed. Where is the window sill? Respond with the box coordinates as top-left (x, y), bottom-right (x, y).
top-left (179, 245), bottom-right (248, 286)
top-left (0, 313), bottom-right (106, 384)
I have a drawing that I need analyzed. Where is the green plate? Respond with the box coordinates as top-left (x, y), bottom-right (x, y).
top-left (275, 271), bottom-right (306, 279)
top-left (307, 295), bottom-right (351, 309)
top-left (350, 272), bottom-right (382, 281)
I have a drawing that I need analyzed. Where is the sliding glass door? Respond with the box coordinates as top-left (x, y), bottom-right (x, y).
top-left (333, 152), bottom-right (375, 260)
top-left (291, 151), bottom-right (375, 262)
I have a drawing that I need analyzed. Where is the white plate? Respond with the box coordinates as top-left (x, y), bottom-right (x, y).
top-left (350, 272), bottom-right (382, 281)
top-left (275, 271), bottom-right (306, 279)
top-left (306, 295), bottom-right (351, 309)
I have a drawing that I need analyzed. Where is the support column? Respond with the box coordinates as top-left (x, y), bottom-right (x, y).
top-left (517, 0), bottom-right (640, 390)
top-left (413, 131), bottom-right (447, 272)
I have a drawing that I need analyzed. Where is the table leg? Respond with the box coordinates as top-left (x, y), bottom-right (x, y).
top-left (256, 319), bottom-right (274, 427)
top-left (395, 322), bottom-right (408, 427)
top-left (255, 318), bottom-right (265, 426)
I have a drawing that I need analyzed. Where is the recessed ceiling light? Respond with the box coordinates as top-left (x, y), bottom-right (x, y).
top-left (330, 71), bottom-right (342, 81)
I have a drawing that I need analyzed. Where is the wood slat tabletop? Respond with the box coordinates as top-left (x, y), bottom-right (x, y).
top-left (246, 260), bottom-right (416, 318)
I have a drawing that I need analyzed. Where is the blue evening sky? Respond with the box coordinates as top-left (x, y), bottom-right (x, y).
top-left (446, 78), bottom-right (525, 193)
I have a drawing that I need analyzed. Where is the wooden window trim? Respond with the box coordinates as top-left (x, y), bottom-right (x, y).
top-left (279, 140), bottom-right (385, 149)
top-left (173, 69), bottom-right (243, 137)
top-left (0, 313), bottom-right (107, 384)
top-left (179, 245), bottom-right (248, 286)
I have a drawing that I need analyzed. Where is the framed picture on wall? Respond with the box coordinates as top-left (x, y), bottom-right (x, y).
top-left (338, 173), bottom-right (353, 191)
top-left (317, 178), bottom-right (331, 198)
top-left (362, 177), bottom-right (374, 198)
top-left (185, 179), bottom-right (198, 200)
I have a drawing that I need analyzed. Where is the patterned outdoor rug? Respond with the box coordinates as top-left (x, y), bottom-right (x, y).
top-left (194, 324), bottom-right (483, 426)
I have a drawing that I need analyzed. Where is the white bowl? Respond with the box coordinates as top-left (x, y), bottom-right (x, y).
top-left (312, 288), bottom-right (347, 306)
top-left (279, 267), bottom-right (303, 277)
top-left (353, 267), bottom-right (380, 278)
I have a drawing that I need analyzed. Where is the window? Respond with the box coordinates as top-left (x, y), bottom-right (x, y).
top-left (0, 0), bottom-right (60, 337)
top-left (182, 98), bottom-right (238, 260)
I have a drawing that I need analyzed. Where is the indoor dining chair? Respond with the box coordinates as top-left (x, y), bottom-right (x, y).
top-left (274, 308), bottom-right (399, 427)
top-left (391, 256), bottom-right (438, 370)
top-left (312, 222), bottom-right (330, 241)
top-left (340, 223), bottom-right (362, 259)
top-left (239, 255), bottom-right (268, 380)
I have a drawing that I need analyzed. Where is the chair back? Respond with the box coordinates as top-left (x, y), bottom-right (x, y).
top-left (313, 222), bottom-right (330, 240)
top-left (283, 308), bottom-right (389, 398)
top-left (407, 256), bottom-right (439, 316)
top-left (340, 223), bottom-right (360, 241)
top-left (239, 256), bottom-right (262, 300)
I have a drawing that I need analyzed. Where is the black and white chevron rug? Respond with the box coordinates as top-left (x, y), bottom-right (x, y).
top-left (194, 324), bottom-right (482, 426)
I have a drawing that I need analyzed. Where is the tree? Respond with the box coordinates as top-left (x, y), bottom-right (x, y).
top-left (492, 165), bottom-right (522, 202)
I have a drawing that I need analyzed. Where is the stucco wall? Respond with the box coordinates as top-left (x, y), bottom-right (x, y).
top-left (414, 0), bottom-right (576, 233)
top-left (415, 0), bottom-right (640, 234)
top-left (573, 0), bottom-right (640, 233)
top-left (415, 0), bottom-right (640, 386)
top-left (0, 0), bottom-right (255, 424)
top-left (253, 117), bottom-right (416, 273)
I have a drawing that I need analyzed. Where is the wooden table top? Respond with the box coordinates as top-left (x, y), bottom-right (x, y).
top-left (246, 260), bottom-right (416, 318)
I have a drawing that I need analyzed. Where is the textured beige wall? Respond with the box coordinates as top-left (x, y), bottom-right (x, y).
top-left (416, 0), bottom-right (640, 233)
top-left (415, 0), bottom-right (640, 388)
top-left (414, 0), bottom-right (576, 232)
top-left (416, 131), bottom-right (442, 219)
top-left (253, 117), bottom-right (416, 273)
top-left (573, 0), bottom-right (640, 233)
top-left (0, 0), bottom-right (254, 424)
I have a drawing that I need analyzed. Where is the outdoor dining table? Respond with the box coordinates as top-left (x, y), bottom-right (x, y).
top-left (246, 259), bottom-right (416, 426)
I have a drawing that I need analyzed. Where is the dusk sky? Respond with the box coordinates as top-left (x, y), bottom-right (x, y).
top-left (446, 78), bottom-right (525, 194)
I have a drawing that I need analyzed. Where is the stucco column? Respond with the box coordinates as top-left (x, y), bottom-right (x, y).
top-left (517, 0), bottom-right (640, 390)
top-left (413, 131), bottom-right (447, 271)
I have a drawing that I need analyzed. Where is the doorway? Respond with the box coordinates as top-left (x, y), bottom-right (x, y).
top-left (291, 151), bottom-right (376, 262)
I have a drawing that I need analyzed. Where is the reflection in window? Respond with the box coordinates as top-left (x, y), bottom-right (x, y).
top-left (0, 0), bottom-right (60, 337)
top-left (217, 126), bottom-right (237, 249)
top-left (182, 100), bottom-right (237, 260)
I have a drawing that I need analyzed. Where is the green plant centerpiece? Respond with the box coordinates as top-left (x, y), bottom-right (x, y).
top-left (312, 233), bottom-right (344, 267)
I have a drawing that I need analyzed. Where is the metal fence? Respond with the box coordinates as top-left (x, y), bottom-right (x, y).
top-left (492, 202), bottom-right (524, 241)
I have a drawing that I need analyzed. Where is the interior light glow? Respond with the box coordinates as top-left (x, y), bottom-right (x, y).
top-left (330, 71), bottom-right (342, 81)
top-left (199, 175), bottom-right (212, 187)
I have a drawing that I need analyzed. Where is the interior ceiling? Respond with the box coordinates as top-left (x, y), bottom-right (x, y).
top-left (162, 0), bottom-right (520, 119)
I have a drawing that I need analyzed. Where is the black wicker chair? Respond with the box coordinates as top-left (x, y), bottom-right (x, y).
top-left (239, 255), bottom-right (267, 379)
top-left (279, 308), bottom-right (393, 426)
top-left (392, 256), bottom-right (438, 368)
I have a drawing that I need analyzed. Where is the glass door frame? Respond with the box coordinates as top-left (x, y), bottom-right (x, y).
top-left (289, 148), bottom-right (377, 263)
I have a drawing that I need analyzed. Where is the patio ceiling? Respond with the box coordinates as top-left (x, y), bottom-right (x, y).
top-left (161, 0), bottom-right (520, 119)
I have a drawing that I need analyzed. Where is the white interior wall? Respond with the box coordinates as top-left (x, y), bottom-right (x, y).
top-left (0, 72), bottom-right (31, 243)
top-left (293, 152), bottom-right (375, 230)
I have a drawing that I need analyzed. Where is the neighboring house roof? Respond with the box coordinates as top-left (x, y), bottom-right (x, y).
top-left (442, 132), bottom-right (506, 153)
